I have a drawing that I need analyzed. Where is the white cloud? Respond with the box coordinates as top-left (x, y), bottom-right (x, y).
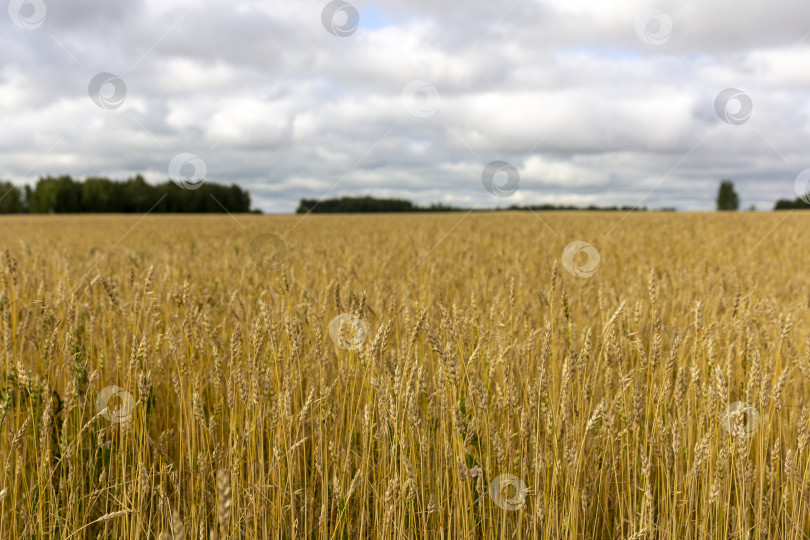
top-left (0, 0), bottom-right (808, 211)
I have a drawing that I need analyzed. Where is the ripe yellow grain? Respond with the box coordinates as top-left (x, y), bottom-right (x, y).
top-left (0, 212), bottom-right (808, 538)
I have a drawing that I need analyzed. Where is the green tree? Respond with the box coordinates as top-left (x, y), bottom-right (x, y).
top-left (23, 185), bottom-right (33, 212)
top-left (716, 180), bottom-right (740, 211)
top-left (0, 181), bottom-right (24, 213)
top-left (28, 177), bottom-right (61, 213)
top-left (122, 175), bottom-right (154, 212)
top-left (81, 177), bottom-right (119, 212)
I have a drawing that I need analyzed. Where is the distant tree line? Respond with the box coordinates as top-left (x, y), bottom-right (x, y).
top-left (774, 197), bottom-right (810, 210)
top-left (509, 203), bottom-right (648, 212)
top-left (297, 196), bottom-right (651, 213)
top-left (0, 175), bottom-right (253, 213)
top-left (300, 184), bottom-right (810, 214)
top-left (296, 197), bottom-right (464, 213)
top-left (297, 197), bottom-right (415, 213)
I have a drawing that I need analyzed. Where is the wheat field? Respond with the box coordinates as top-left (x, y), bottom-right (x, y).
top-left (1, 212), bottom-right (809, 539)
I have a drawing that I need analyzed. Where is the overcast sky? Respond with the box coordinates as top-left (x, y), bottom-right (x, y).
top-left (2, 0), bottom-right (809, 212)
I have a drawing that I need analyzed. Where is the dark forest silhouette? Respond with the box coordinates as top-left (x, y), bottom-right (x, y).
top-left (297, 196), bottom-right (650, 213)
top-left (0, 175), bottom-right (252, 213)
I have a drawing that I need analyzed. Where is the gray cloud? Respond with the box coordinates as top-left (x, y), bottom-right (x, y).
top-left (1, 0), bottom-right (809, 213)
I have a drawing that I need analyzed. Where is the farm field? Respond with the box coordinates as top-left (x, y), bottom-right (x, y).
top-left (1, 212), bottom-right (809, 539)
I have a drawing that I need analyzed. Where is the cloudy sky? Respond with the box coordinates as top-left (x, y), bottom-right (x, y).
top-left (2, 0), bottom-right (810, 212)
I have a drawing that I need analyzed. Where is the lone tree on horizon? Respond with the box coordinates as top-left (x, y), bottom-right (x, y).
top-left (716, 180), bottom-right (740, 211)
